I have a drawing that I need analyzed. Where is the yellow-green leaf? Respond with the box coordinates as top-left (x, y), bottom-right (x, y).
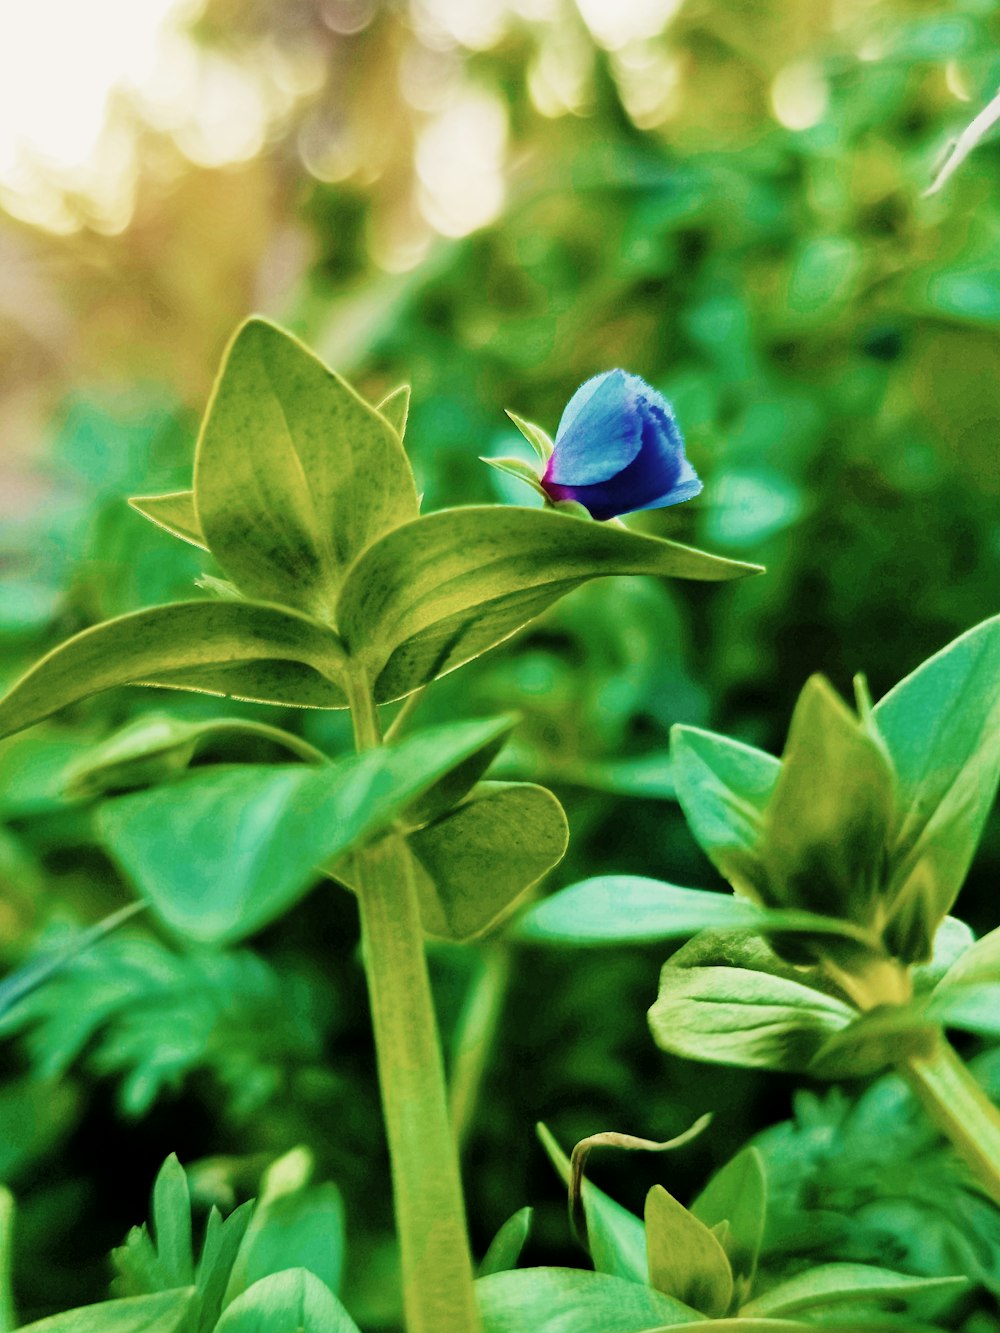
top-left (128, 491), bottom-right (206, 550)
top-left (645, 1184), bottom-right (733, 1317)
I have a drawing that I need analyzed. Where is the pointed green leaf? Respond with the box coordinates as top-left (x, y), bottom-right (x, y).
top-left (475, 1268), bottom-right (698, 1333)
top-left (762, 676), bottom-right (896, 922)
top-left (336, 506), bottom-right (761, 703)
top-left (16, 1290), bottom-right (195, 1333)
top-left (402, 726), bottom-right (511, 829)
top-left (504, 410), bottom-right (554, 461)
top-left (151, 1155), bottom-right (194, 1287)
top-left (128, 492), bottom-right (206, 550)
top-left (873, 614), bottom-right (1000, 953)
top-left (649, 961), bottom-right (856, 1073)
top-left (480, 456), bottom-right (548, 500)
top-left (479, 1208), bottom-right (533, 1277)
top-left (194, 318), bottom-right (418, 619)
top-left (0, 601), bottom-right (347, 742)
top-left (410, 781), bottom-right (568, 940)
top-left (808, 1005), bottom-right (939, 1078)
top-left (377, 384), bottom-right (411, 437)
top-left (101, 718), bottom-right (515, 944)
top-left (690, 1148), bottom-right (766, 1293)
top-left (513, 877), bottom-right (877, 948)
top-left (214, 1270), bottom-right (359, 1332)
top-left (741, 1263), bottom-right (967, 1318)
top-left (195, 1203), bottom-right (254, 1333)
top-left (670, 727), bottom-right (780, 901)
top-left (535, 1124), bottom-right (646, 1283)
top-left (645, 1185), bottom-right (733, 1317)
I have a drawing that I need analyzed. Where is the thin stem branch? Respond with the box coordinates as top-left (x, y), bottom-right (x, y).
top-left (345, 670), bottom-right (480, 1333)
top-left (901, 1035), bottom-right (1000, 1207)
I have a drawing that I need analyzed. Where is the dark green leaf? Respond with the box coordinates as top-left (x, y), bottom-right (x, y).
top-left (0, 601), bottom-right (347, 742)
top-left (336, 506), bottom-right (761, 703)
top-left (194, 318), bottom-right (418, 619)
top-left (411, 782), bottom-right (568, 940)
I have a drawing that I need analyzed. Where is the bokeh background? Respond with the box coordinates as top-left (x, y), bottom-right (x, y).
top-left (0, 0), bottom-right (998, 1326)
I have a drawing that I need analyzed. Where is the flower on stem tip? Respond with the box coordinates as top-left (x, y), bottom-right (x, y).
top-left (541, 370), bottom-right (702, 521)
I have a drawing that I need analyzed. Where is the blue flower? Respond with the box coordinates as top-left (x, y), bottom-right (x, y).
top-left (541, 370), bottom-right (702, 521)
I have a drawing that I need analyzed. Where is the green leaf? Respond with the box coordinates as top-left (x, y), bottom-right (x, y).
top-left (808, 1005), bottom-right (939, 1079)
top-left (873, 614), bottom-right (1000, 957)
top-left (762, 676), bottom-right (896, 923)
top-left (336, 506), bottom-right (762, 703)
top-left (504, 410), bottom-right (554, 461)
top-left (64, 715), bottom-right (324, 799)
top-left (740, 1263), bottom-right (967, 1317)
top-left (936, 923), bottom-right (1000, 989)
top-left (151, 1155), bottom-right (195, 1287)
top-left (377, 384), bottom-right (411, 437)
top-left (690, 1148), bottom-right (766, 1294)
top-left (927, 982), bottom-right (1000, 1037)
top-left (669, 727), bottom-right (780, 901)
top-left (535, 1124), bottom-right (646, 1283)
top-left (0, 601), bottom-right (348, 742)
top-left (649, 960), bottom-right (856, 1074)
top-left (194, 1204), bottom-right (254, 1333)
top-left (410, 782), bottom-right (568, 940)
top-left (100, 718), bottom-right (515, 944)
top-left (240, 1184), bottom-right (345, 1296)
top-left (513, 877), bottom-right (877, 949)
top-left (16, 1291), bottom-right (195, 1333)
top-left (480, 456), bottom-right (548, 500)
top-left (645, 1185), bottom-right (733, 1316)
top-left (475, 1268), bottom-right (699, 1333)
top-left (214, 1270), bottom-right (360, 1332)
top-left (128, 492), bottom-right (206, 550)
top-left (0, 1188), bottom-right (14, 1333)
top-left (402, 727), bottom-right (510, 829)
top-left (479, 1208), bottom-right (533, 1277)
top-left (913, 915), bottom-right (976, 992)
top-left (194, 318), bottom-right (418, 619)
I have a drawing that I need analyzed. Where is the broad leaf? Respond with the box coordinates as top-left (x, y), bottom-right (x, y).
top-left (0, 601), bottom-right (347, 742)
top-left (101, 718), bottom-right (514, 944)
top-left (214, 1270), bottom-right (360, 1332)
top-left (649, 961), bottom-right (856, 1073)
top-left (670, 727), bottom-right (780, 900)
top-left (336, 506), bottom-right (761, 702)
top-left (128, 492), bottom-right (206, 550)
top-left (479, 1208), bottom-right (533, 1277)
top-left (411, 782), bottom-right (568, 940)
top-left (690, 1148), bottom-right (766, 1293)
top-left (535, 1125), bottom-right (646, 1283)
top-left (513, 877), bottom-right (876, 948)
top-left (762, 676), bottom-right (896, 923)
top-left (741, 1263), bottom-right (967, 1317)
top-left (16, 1291), bottom-right (195, 1333)
top-left (936, 923), bottom-right (1000, 989)
top-left (873, 614), bottom-right (1000, 957)
top-left (645, 1185), bottom-right (733, 1316)
top-left (927, 982), bottom-right (1000, 1037)
top-left (240, 1184), bottom-right (344, 1296)
top-left (808, 1006), bottom-right (939, 1079)
top-left (194, 318), bottom-right (418, 619)
top-left (475, 1268), bottom-right (699, 1333)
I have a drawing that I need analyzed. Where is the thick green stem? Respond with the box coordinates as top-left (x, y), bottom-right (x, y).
top-left (345, 671), bottom-right (480, 1333)
top-left (901, 1035), bottom-right (1000, 1207)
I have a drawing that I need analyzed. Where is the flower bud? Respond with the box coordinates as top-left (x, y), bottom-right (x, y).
top-left (541, 370), bottom-right (702, 521)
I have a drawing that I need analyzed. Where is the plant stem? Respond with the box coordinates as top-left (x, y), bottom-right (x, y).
top-left (901, 1034), bottom-right (1000, 1207)
top-left (345, 671), bottom-right (481, 1333)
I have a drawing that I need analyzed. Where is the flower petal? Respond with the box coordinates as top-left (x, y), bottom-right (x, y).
top-left (546, 370), bottom-right (643, 486)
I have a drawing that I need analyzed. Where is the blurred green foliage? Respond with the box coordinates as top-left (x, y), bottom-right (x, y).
top-left (0, 0), bottom-right (999, 1328)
